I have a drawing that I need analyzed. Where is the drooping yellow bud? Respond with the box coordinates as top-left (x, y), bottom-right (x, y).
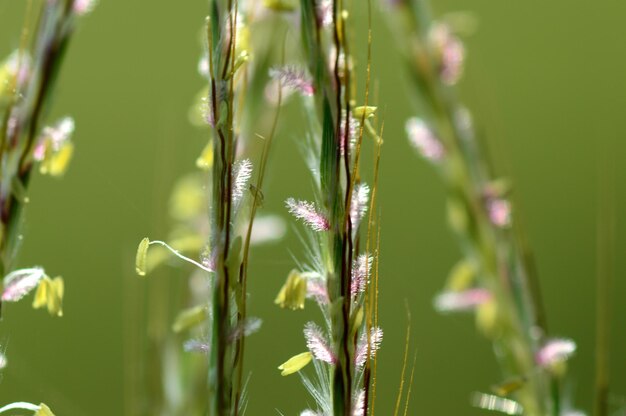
top-left (40, 142), bottom-right (74, 177)
top-left (47, 277), bottom-right (64, 317)
top-left (263, 0), bottom-right (296, 11)
top-left (35, 403), bottom-right (55, 416)
top-left (278, 352), bottom-right (312, 376)
top-left (476, 298), bottom-right (497, 337)
top-left (135, 238), bottom-right (150, 276)
top-left (491, 376), bottom-right (527, 396)
top-left (170, 174), bottom-right (205, 220)
top-left (547, 359), bottom-right (568, 378)
top-left (447, 196), bottom-right (469, 234)
top-left (228, 51), bottom-right (249, 79)
top-left (33, 278), bottom-right (50, 310)
top-left (172, 305), bottom-right (207, 333)
top-left (32, 276), bottom-right (64, 316)
top-left (446, 259), bottom-right (476, 291)
top-left (274, 270), bottom-right (307, 310)
top-left (353, 106), bottom-right (377, 120)
top-left (195, 141), bottom-right (214, 171)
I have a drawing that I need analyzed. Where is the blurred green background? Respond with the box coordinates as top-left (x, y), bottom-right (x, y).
top-left (0, 1), bottom-right (625, 415)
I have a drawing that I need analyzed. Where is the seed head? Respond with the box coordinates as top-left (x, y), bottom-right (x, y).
top-left (286, 198), bottom-right (330, 232)
top-left (536, 338), bottom-right (576, 367)
top-left (316, 0), bottom-right (333, 27)
top-left (2, 267), bottom-right (45, 302)
top-left (430, 23), bottom-right (465, 85)
top-left (304, 322), bottom-right (336, 364)
top-left (306, 276), bottom-right (329, 305)
top-left (232, 159), bottom-right (253, 203)
top-left (351, 254), bottom-right (373, 298)
top-left (434, 288), bottom-right (492, 312)
top-left (269, 66), bottom-right (314, 96)
top-left (405, 117), bottom-right (445, 162)
top-left (486, 197), bottom-right (511, 228)
top-left (353, 389), bottom-right (365, 416)
top-left (355, 327), bottom-right (383, 368)
top-left (73, 0), bottom-right (98, 16)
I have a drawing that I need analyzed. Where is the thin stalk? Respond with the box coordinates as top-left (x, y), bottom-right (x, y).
top-left (234, 43), bottom-right (285, 415)
top-left (594, 141), bottom-right (614, 416)
top-left (384, 0), bottom-right (556, 413)
top-left (0, 1), bottom-right (78, 274)
top-left (207, 1), bottom-right (237, 413)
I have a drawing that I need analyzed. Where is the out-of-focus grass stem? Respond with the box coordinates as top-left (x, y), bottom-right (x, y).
top-left (594, 140), bottom-right (614, 416)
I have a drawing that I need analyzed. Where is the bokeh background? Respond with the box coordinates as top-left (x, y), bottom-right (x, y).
top-left (0, 1), bottom-right (625, 415)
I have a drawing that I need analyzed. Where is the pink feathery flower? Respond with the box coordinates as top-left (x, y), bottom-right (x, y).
top-left (434, 288), bottom-right (491, 312)
top-left (6, 51), bottom-right (32, 86)
top-left (350, 183), bottom-right (369, 228)
top-left (200, 246), bottom-right (217, 272)
top-left (536, 338), bottom-right (576, 367)
top-left (353, 389), bottom-right (365, 416)
top-left (2, 267), bottom-right (45, 302)
top-left (250, 215), bottom-right (286, 245)
top-left (405, 117), bottom-right (445, 162)
top-left (306, 278), bottom-right (329, 305)
top-left (487, 197), bottom-right (511, 228)
top-left (200, 94), bottom-right (215, 127)
top-left (286, 198), bottom-right (330, 232)
top-left (228, 317), bottom-right (262, 342)
top-left (316, 0), bottom-right (333, 27)
top-left (430, 23), bottom-right (465, 85)
top-left (304, 322), bottom-right (336, 364)
top-left (561, 411), bottom-right (585, 416)
top-left (351, 254), bottom-right (373, 298)
top-left (44, 117), bottom-right (75, 148)
top-left (73, 0), bottom-right (98, 15)
top-left (197, 55), bottom-right (210, 78)
top-left (340, 110), bottom-right (359, 156)
top-left (269, 66), bottom-right (314, 96)
top-left (183, 339), bottom-right (210, 354)
top-left (355, 327), bottom-right (383, 368)
top-left (300, 411), bottom-right (323, 416)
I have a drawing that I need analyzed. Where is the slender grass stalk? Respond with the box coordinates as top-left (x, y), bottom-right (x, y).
top-left (0, 0), bottom-right (88, 274)
top-left (136, 2), bottom-right (285, 415)
top-left (593, 142), bottom-right (614, 416)
top-left (383, 0), bottom-right (582, 414)
top-left (0, 0), bottom-right (93, 413)
top-left (275, 1), bottom-right (384, 415)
